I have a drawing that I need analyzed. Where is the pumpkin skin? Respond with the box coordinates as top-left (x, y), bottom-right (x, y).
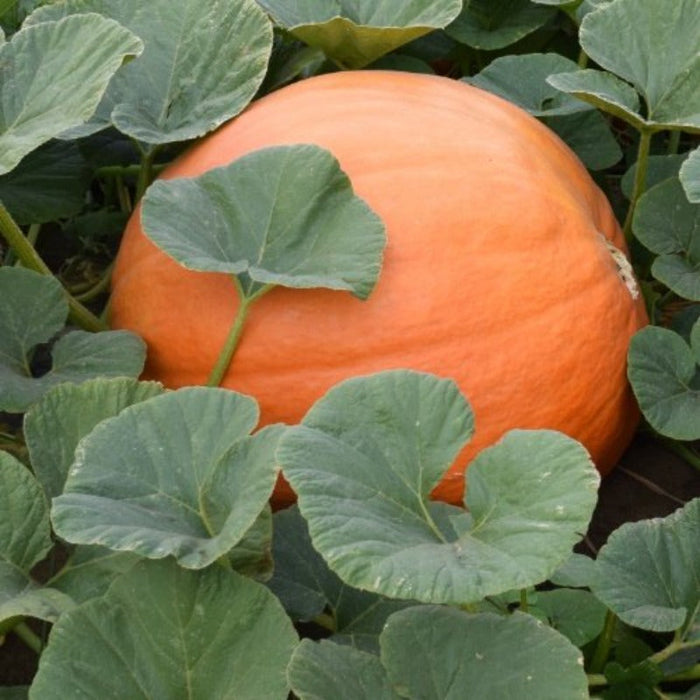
top-left (110, 70), bottom-right (648, 505)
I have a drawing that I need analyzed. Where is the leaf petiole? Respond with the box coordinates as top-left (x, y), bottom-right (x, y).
top-left (206, 278), bottom-right (274, 387)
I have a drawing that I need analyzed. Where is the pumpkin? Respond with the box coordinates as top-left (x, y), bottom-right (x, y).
top-left (110, 70), bottom-right (648, 505)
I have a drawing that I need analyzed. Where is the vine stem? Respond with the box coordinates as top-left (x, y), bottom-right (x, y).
top-left (135, 145), bottom-right (159, 201)
top-left (622, 128), bottom-right (653, 242)
top-left (0, 200), bottom-right (108, 332)
top-left (590, 609), bottom-right (617, 674)
top-left (13, 621), bottom-right (43, 654)
top-left (206, 280), bottom-right (274, 387)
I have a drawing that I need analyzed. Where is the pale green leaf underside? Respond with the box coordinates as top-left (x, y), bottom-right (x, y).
top-left (288, 640), bottom-right (401, 700)
top-left (141, 144), bottom-right (386, 300)
top-left (446, 0), bottom-right (556, 51)
top-left (51, 388), bottom-right (280, 569)
top-left (24, 377), bottom-right (164, 501)
top-left (26, 0), bottom-right (272, 144)
top-left (633, 177), bottom-right (700, 301)
top-left (30, 560), bottom-right (298, 699)
top-left (0, 14), bottom-right (142, 175)
top-left (580, 0), bottom-right (700, 129)
top-left (593, 499), bottom-right (700, 633)
top-left (258, 0), bottom-right (461, 68)
top-left (380, 607), bottom-right (588, 699)
top-left (279, 370), bottom-right (599, 604)
top-left (680, 147), bottom-right (700, 203)
top-left (547, 70), bottom-right (646, 129)
top-left (628, 325), bottom-right (700, 441)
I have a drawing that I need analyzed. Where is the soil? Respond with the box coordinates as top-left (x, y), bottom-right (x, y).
top-left (1, 433), bottom-right (699, 689)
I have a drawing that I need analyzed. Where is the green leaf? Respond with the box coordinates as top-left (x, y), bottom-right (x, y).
top-left (534, 589), bottom-right (608, 646)
top-left (141, 144), bottom-right (386, 300)
top-left (627, 323), bottom-right (700, 441)
top-left (30, 559), bottom-right (298, 699)
top-left (633, 177), bottom-right (700, 301)
top-left (547, 110), bottom-right (622, 171)
top-left (0, 140), bottom-right (91, 225)
top-left (26, 0), bottom-right (272, 144)
top-left (681, 147), bottom-right (700, 203)
top-left (51, 388), bottom-right (281, 569)
top-left (24, 377), bottom-right (164, 501)
top-left (592, 499), bottom-right (700, 633)
top-left (0, 451), bottom-right (74, 623)
top-left (288, 639), bottom-right (401, 700)
top-left (546, 69), bottom-right (646, 129)
top-left (267, 506), bottom-right (413, 652)
top-left (446, 0), bottom-right (557, 51)
top-left (549, 552), bottom-right (598, 588)
top-left (0, 268), bottom-right (147, 413)
top-left (469, 53), bottom-right (591, 117)
top-left (257, 0), bottom-right (462, 68)
top-left (380, 607), bottom-right (589, 699)
top-left (0, 14), bottom-right (142, 175)
top-left (578, 0), bottom-right (700, 130)
top-left (278, 370), bottom-right (599, 605)
top-left (603, 660), bottom-right (664, 699)
top-left (47, 546), bottom-right (141, 604)
top-left (227, 504), bottom-right (273, 580)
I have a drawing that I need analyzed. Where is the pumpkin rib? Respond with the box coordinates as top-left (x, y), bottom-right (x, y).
top-left (111, 70), bottom-right (647, 506)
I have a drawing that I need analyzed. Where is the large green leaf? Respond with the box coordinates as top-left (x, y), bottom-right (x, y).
top-left (680, 147), bottom-right (700, 203)
top-left (27, 0), bottom-right (272, 144)
top-left (0, 14), bottom-right (142, 175)
top-left (0, 140), bottom-right (91, 224)
top-left (267, 505), bottom-right (412, 653)
top-left (547, 110), bottom-right (622, 170)
top-left (51, 388), bottom-right (281, 569)
top-left (627, 322), bottom-right (700, 441)
top-left (446, 0), bottom-right (556, 51)
top-left (141, 144), bottom-right (386, 300)
top-left (592, 499), bottom-right (700, 634)
top-left (380, 607), bottom-right (589, 699)
top-left (46, 546), bottom-right (141, 605)
top-left (633, 177), bottom-right (700, 301)
top-left (534, 589), bottom-right (608, 647)
top-left (549, 0), bottom-right (700, 131)
top-left (30, 559), bottom-right (298, 699)
top-left (0, 452), bottom-right (74, 624)
top-left (257, 0), bottom-right (461, 68)
top-left (278, 370), bottom-right (599, 605)
top-left (24, 377), bottom-right (164, 500)
top-left (288, 639), bottom-right (401, 700)
top-left (0, 267), bottom-right (146, 413)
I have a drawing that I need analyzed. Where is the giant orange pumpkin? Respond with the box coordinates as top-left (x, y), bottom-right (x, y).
top-left (110, 70), bottom-right (648, 505)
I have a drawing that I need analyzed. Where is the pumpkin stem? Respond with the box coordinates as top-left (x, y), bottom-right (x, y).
top-left (206, 278), bottom-right (274, 387)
